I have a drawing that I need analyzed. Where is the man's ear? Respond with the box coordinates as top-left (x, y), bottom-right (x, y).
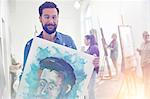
top-left (65, 85), bottom-right (71, 94)
top-left (39, 16), bottom-right (42, 23)
top-left (38, 69), bottom-right (43, 78)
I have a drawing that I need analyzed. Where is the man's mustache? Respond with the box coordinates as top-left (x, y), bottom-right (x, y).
top-left (45, 24), bottom-right (56, 27)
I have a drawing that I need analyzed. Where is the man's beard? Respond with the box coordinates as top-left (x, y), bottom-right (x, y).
top-left (43, 23), bottom-right (57, 35)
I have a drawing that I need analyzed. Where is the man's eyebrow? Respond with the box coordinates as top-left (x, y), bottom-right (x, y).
top-left (43, 14), bottom-right (57, 16)
top-left (40, 79), bottom-right (47, 83)
top-left (43, 14), bottom-right (49, 16)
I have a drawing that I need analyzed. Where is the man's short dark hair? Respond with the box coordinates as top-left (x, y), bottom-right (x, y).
top-left (39, 57), bottom-right (76, 89)
top-left (39, 1), bottom-right (59, 16)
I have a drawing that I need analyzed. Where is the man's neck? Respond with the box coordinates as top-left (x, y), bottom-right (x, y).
top-left (42, 31), bottom-right (56, 42)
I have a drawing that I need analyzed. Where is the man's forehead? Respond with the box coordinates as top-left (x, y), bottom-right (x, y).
top-left (41, 69), bottom-right (63, 80)
top-left (42, 8), bottom-right (58, 15)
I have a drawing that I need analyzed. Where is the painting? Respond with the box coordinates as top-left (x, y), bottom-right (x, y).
top-left (118, 25), bottom-right (137, 71)
top-left (16, 37), bottom-right (95, 99)
top-left (118, 25), bottom-right (135, 57)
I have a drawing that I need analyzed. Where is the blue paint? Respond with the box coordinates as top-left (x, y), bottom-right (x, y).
top-left (24, 46), bottom-right (87, 98)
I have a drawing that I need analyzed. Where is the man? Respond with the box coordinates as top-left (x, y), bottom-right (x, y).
top-left (137, 31), bottom-right (150, 98)
top-left (37, 57), bottom-right (76, 99)
top-left (20, 1), bottom-right (99, 80)
top-left (19, 1), bottom-right (76, 79)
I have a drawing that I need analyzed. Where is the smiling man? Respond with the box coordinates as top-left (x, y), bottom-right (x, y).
top-left (20, 1), bottom-right (77, 80)
top-left (20, 2), bottom-right (99, 95)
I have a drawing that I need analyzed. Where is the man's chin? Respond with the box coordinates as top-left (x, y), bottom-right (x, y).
top-left (47, 25), bottom-right (57, 29)
top-left (48, 29), bottom-right (55, 32)
top-left (47, 27), bottom-right (56, 33)
top-left (48, 30), bottom-right (56, 34)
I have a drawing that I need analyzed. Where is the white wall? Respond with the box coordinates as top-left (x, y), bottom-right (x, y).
top-left (9, 1), bottom-right (81, 64)
top-left (90, 0), bottom-right (149, 48)
top-left (1, 0), bottom-right (11, 98)
top-left (147, 0), bottom-right (150, 31)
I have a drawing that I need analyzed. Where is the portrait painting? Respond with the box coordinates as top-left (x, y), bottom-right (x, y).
top-left (16, 37), bottom-right (95, 99)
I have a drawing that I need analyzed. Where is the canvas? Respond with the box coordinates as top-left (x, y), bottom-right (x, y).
top-left (16, 37), bottom-right (95, 99)
top-left (118, 25), bottom-right (137, 71)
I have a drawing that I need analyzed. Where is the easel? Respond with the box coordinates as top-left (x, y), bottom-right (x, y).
top-left (117, 54), bottom-right (137, 98)
top-left (99, 27), bottom-right (112, 79)
top-left (116, 25), bottom-right (138, 99)
top-left (117, 64), bottom-right (137, 99)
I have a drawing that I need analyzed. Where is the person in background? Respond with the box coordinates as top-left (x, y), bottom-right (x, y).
top-left (107, 33), bottom-right (118, 77)
top-left (84, 34), bottom-right (99, 99)
top-left (10, 54), bottom-right (21, 98)
top-left (89, 28), bottom-right (98, 43)
top-left (137, 31), bottom-right (150, 99)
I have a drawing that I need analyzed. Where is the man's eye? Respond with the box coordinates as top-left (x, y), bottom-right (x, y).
top-left (40, 82), bottom-right (45, 86)
top-left (52, 16), bottom-right (56, 19)
top-left (44, 16), bottom-right (49, 19)
top-left (48, 85), bottom-right (54, 90)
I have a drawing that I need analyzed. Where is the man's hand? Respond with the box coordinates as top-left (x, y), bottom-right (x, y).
top-left (93, 57), bottom-right (100, 68)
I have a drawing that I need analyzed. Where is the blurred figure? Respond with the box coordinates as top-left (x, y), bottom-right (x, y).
top-left (90, 28), bottom-right (98, 43)
top-left (107, 33), bottom-right (118, 77)
top-left (84, 34), bottom-right (99, 99)
top-left (137, 31), bottom-right (150, 98)
top-left (10, 54), bottom-right (21, 99)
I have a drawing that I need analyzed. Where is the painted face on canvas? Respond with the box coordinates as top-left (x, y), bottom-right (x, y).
top-left (37, 69), bottom-right (64, 98)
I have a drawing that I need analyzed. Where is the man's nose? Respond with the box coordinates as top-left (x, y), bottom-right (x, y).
top-left (41, 86), bottom-right (48, 95)
top-left (47, 18), bottom-right (54, 24)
